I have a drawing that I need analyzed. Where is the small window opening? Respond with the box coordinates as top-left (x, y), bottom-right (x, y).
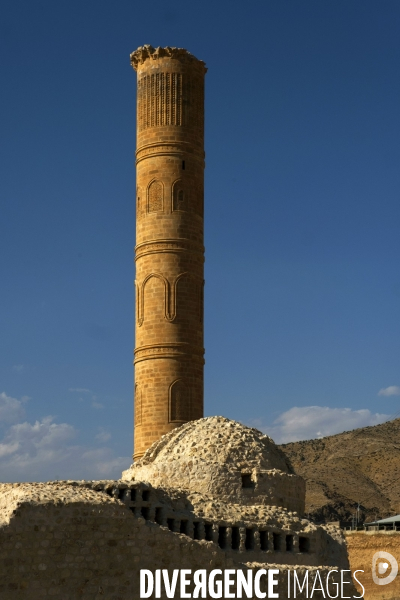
top-left (130, 489), bottom-right (136, 502)
top-left (286, 535), bottom-right (294, 551)
top-left (245, 529), bottom-right (254, 550)
top-left (273, 533), bottom-right (281, 551)
top-left (260, 530), bottom-right (268, 551)
top-left (142, 490), bottom-right (150, 501)
top-left (180, 520), bottom-right (188, 535)
top-left (204, 523), bottom-right (213, 541)
top-left (155, 507), bottom-right (163, 525)
top-left (118, 488), bottom-right (125, 500)
top-left (299, 537), bottom-right (310, 553)
top-left (182, 160), bottom-right (185, 170)
top-left (218, 526), bottom-right (227, 549)
top-left (231, 526), bottom-right (240, 550)
top-left (241, 473), bottom-right (254, 489)
top-left (167, 518), bottom-right (175, 531)
top-left (193, 522), bottom-right (201, 540)
top-left (141, 507), bottom-right (150, 520)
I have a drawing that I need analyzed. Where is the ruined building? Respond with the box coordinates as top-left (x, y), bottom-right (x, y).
top-left (0, 46), bottom-right (360, 599)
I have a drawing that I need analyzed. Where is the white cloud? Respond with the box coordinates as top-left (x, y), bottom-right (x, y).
top-left (95, 428), bottom-right (111, 443)
top-left (378, 386), bottom-right (400, 397)
top-left (0, 392), bottom-right (26, 424)
top-left (92, 401), bottom-right (104, 410)
top-left (0, 392), bottom-right (130, 482)
top-left (251, 405), bottom-right (390, 444)
top-left (69, 389), bottom-right (105, 409)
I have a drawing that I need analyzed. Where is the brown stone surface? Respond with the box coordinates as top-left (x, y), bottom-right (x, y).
top-left (0, 478), bottom-right (355, 598)
top-left (131, 45), bottom-right (206, 459)
top-left (279, 418), bottom-right (400, 523)
top-left (0, 417), bottom-right (358, 598)
top-left (346, 531), bottom-right (400, 599)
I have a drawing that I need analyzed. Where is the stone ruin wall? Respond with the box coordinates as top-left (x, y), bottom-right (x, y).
top-left (0, 481), bottom-right (355, 599)
top-left (128, 462), bottom-right (305, 516)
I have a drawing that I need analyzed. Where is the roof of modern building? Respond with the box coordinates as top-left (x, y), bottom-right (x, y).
top-left (365, 515), bottom-right (400, 525)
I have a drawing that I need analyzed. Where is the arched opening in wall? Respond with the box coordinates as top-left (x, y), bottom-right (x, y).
top-left (299, 537), bottom-right (310, 553)
top-left (231, 527), bottom-right (240, 550)
top-left (169, 379), bottom-right (191, 422)
top-left (172, 180), bottom-right (188, 211)
top-left (130, 489), bottom-right (137, 502)
top-left (175, 273), bottom-right (193, 322)
top-left (155, 507), bottom-right (163, 525)
top-left (245, 529), bottom-right (254, 550)
top-left (134, 384), bottom-right (142, 426)
top-left (148, 179), bottom-right (163, 213)
top-left (286, 535), bottom-right (294, 551)
top-left (180, 520), bottom-right (188, 535)
top-left (137, 185), bottom-right (142, 218)
top-left (193, 522), bottom-right (201, 540)
top-left (218, 527), bottom-right (227, 549)
top-left (142, 275), bottom-right (166, 323)
top-left (273, 533), bottom-right (281, 551)
top-left (142, 490), bottom-right (150, 501)
top-left (204, 523), bottom-right (213, 541)
top-left (141, 507), bottom-right (150, 520)
top-left (167, 518), bottom-right (175, 531)
top-left (260, 530), bottom-right (269, 551)
top-left (241, 473), bottom-right (254, 489)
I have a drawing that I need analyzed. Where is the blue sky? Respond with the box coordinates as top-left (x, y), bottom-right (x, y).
top-left (1, 0), bottom-right (399, 481)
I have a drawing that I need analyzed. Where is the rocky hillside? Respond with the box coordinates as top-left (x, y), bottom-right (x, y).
top-left (278, 418), bottom-right (400, 524)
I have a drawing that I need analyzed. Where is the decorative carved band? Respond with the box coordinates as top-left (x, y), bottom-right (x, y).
top-left (130, 45), bottom-right (207, 73)
top-left (135, 238), bottom-right (204, 261)
top-left (136, 67), bottom-right (204, 133)
top-left (134, 343), bottom-right (205, 364)
top-left (136, 142), bottom-right (204, 165)
top-left (138, 72), bottom-right (182, 129)
top-left (136, 271), bottom-right (203, 326)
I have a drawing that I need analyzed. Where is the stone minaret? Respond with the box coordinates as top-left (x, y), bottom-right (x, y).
top-left (130, 46), bottom-right (206, 459)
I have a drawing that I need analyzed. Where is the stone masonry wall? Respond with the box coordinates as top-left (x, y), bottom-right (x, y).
top-left (346, 531), bottom-right (400, 599)
top-left (0, 482), bottom-right (357, 599)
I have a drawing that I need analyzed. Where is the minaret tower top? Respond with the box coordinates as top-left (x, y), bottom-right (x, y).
top-left (131, 45), bottom-right (206, 459)
top-left (130, 45), bottom-right (207, 72)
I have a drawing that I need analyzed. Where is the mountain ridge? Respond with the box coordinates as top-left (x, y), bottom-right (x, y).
top-left (278, 417), bottom-right (400, 523)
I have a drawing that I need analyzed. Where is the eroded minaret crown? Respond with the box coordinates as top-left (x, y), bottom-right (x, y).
top-left (132, 45), bottom-right (206, 459)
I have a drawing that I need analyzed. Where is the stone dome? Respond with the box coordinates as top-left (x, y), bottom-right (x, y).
top-left (122, 416), bottom-right (305, 514)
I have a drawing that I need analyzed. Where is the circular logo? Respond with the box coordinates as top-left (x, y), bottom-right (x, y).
top-left (372, 551), bottom-right (398, 586)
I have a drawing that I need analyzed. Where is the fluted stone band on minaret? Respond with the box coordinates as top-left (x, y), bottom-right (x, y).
top-left (132, 45), bottom-right (206, 459)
